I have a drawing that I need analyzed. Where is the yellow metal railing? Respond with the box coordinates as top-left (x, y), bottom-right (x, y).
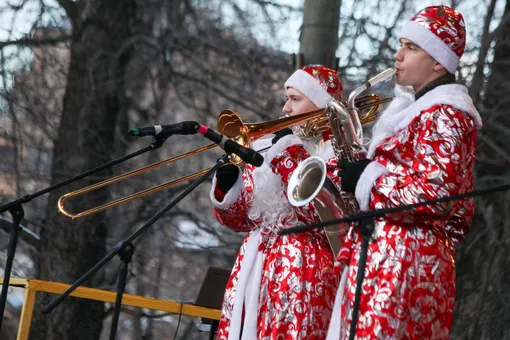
top-left (3, 277), bottom-right (221, 340)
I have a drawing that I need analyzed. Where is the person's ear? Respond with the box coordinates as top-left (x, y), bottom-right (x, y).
top-left (433, 61), bottom-right (446, 72)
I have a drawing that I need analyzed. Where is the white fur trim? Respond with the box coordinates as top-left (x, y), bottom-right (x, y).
top-left (302, 139), bottom-right (335, 161)
top-left (400, 21), bottom-right (460, 73)
top-left (227, 229), bottom-right (262, 340)
top-left (252, 137), bottom-right (273, 154)
top-left (354, 161), bottom-right (389, 211)
top-left (319, 140), bottom-right (335, 159)
top-left (240, 247), bottom-right (264, 340)
top-left (247, 160), bottom-right (296, 229)
top-left (368, 84), bottom-right (482, 158)
top-left (265, 134), bottom-right (303, 166)
top-left (285, 69), bottom-right (332, 108)
top-left (326, 266), bottom-right (349, 340)
top-left (397, 84), bottom-right (416, 97)
top-left (209, 168), bottom-right (243, 209)
top-left (249, 137), bottom-right (335, 231)
top-left (368, 85), bottom-right (415, 158)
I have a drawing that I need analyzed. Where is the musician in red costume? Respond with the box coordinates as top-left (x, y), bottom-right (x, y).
top-left (327, 6), bottom-right (483, 340)
top-left (209, 65), bottom-right (344, 339)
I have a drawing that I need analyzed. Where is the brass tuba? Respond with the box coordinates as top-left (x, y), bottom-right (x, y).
top-left (287, 67), bottom-right (396, 255)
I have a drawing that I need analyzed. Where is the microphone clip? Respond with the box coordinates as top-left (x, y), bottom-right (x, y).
top-left (150, 136), bottom-right (169, 150)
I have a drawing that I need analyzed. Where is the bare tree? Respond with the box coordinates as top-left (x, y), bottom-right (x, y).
top-left (452, 0), bottom-right (510, 339)
top-left (298, 0), bottom-right (341, 67)
top-left (1, 0), bottom-right (297, 339)
top-left (28, 1), bottom-right (139, 339)
top-left (3, 0), bottom-right (510, 338)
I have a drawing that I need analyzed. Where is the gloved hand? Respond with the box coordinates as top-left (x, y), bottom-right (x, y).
top-left (271, 128), bottom-right (294, 144)
top-left (337, 158), bottom-right (371, 194)
top-left (216, 164), bottom-right (240, 193)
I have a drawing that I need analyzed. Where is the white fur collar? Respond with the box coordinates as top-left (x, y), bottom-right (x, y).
top-left (367, 84), bottom-right (482, 158)
top-left (248, 136), bottom-right (334, 229)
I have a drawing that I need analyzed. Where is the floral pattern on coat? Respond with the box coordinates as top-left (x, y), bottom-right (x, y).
top-left (336, 104), bottom-right (477, 340)
top-left (213, 140), bottom-right (342, 340)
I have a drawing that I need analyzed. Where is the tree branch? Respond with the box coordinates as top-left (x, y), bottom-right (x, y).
top-left (0, 218), bottom-right (40, 248)
top-left (0, 35), bottom-right (72, 49)
top-left (251, 0), bottom-right (301, 11)
top-left (488, 10), bottom-right (510, 42)
top-left (470, 0), bottom-right (498, 103)
top-left (478, 131), bottom-right (510, 164)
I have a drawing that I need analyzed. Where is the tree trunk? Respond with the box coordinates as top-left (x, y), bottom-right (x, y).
top-left (453, 0), bottom-right (510, 339)
top-left (482, 0), bottom-right (510, 117)
top-left (299, 0), bottom-right (341, 67)
top-left (30, 1), bottom-right (135, 339)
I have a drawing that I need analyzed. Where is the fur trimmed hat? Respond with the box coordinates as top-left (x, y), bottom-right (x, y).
top-left (399, 5), bottom-right (466, 73)
top-left (284, 64), bottom-right (343, 108)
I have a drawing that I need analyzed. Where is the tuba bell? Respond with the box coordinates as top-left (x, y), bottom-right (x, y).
top-left (287, 67), bottom-right (396, 255)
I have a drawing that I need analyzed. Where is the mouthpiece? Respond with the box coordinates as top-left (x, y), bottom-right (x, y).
top-left (367, 67), bottom-right (396, 86)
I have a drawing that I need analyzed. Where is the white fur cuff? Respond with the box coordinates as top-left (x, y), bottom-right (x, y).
top-left (355, 161), bottom-right (388, 211)
top-left (209, 169), bottom-right (244, 209)
top-left (265, 134), bottom-right (303, 166)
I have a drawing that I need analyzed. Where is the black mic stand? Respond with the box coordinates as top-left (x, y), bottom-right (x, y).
top-left (348, 217), bottom-right (374, 340)
top-left (209, 320), bottom-right (219, 340)
top-left (0, 137), bottom-right (169, 331)
top-left (279, 182), bottom-right (510, 340)
top-left (42, 154), bottom-right (232, 340)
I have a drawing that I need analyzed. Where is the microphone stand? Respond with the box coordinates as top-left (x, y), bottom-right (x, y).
top-left (0, 137), bottom-right (169, 331)
top-left (42, 154), bottom-right (232, 340)
top-left (279, 182), bottom-right (510, 340)
top-left (348, 217), bottom-right (373, 340)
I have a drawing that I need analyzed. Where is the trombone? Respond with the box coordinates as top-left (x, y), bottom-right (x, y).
top-left (57, 94), bottom-right (391, 219)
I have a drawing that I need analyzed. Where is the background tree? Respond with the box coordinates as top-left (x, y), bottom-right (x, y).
top-left (1, 0), bottom-right (295, 339)
top-left (453, 0), bottom-right (510, 339)
top-left (298, 0), bottom-right (341, 67)
top-left (30, 1), bottom-right (141, 339)
top-left (1, 0), bottom-right (510, 339)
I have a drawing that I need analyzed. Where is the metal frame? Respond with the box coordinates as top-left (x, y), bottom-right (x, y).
top-left (3, 277), bottom-right (221, 340)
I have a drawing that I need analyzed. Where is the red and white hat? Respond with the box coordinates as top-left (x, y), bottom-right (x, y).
top-left (284, 64), bottom-right (343, 108)
top-left (399, 5), bottom-right (466, 73)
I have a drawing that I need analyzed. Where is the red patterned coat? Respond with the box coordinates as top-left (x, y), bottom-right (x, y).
top-left (327, 84), bottom-right (483, 340)
top-left (210, 136), bottom-right (341, 340)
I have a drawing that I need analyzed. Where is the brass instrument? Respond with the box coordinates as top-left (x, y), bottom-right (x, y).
top-left (57, 88), bottom-right (392, 220)
top-left (292, 93), bottom-right (388, 140)
top-left (287, 67), bottom-right (396, 255)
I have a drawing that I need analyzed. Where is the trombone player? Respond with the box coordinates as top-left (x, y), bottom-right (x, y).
top-left (209, 65), bottom-right (345, 339)
top-left (328, 5), bottom-right (483, 339)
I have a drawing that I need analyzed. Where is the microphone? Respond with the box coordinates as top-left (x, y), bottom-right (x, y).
top-left (197, 125), bottom-right (264, 167)
top-left (128, 121), bottom-right (199, 137)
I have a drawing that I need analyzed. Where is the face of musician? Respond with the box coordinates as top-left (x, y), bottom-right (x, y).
top-left (282, 87), bottom-right (318, 117)
top-left (394, 38), bottom-right (448, 93)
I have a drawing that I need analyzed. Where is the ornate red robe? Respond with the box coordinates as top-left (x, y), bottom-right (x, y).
top-left (210, 136), bottom-right (341, 340)
top-left (327, 84), bottom-right (483, 340)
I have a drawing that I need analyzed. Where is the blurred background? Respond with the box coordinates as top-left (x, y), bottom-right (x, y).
top-left (0, 0), bottom-right (509, 339)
